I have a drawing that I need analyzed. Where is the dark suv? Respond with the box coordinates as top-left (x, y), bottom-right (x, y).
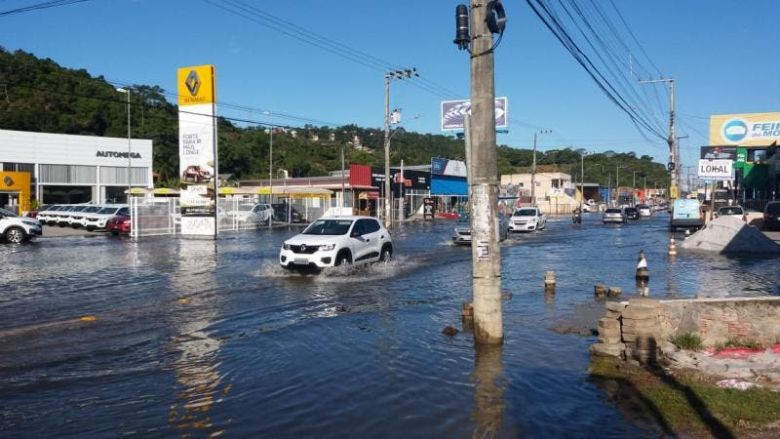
top-left (764, 201), bottom-right (780, 230)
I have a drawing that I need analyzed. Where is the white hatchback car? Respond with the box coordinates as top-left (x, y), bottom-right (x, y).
top-left (279, 216), bottom-right (393, 270)
top-left (508, 207), bottom-right (547, 232)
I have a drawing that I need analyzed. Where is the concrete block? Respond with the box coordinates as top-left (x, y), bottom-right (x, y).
top-left (598, 318), bottom-right (620, 331)
top-left (606, 301), bottom-right (627, 312)
top-left (590, 342), bottom-right (625, 358)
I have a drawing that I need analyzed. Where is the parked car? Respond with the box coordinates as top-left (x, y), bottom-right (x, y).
top-left (1, 207), bottom-right (43, 243)
top-left (636, 204), bottom-right (652, 217)
top-left (764, 201), bottom-right (780, 231)
top-left (83, 206), bottom-right (128, 231)
top-left (107, 214), bottom-right (131, 236)
top-left (279, 216), bottom-right (393, 270)
top-left (624, 207), bottom-right (640, 220)
top-left (508, 207), bottom-right (547, 232)
top-left (670, 198), bottom-right (704, 232)
top-left (715, 205), bottom-right (746, 222)
top-left (602, 208), bottom-right (626, 224)
top-left (272, 203), bottom-right (305, 223)
top-left (70, 205), bottom-right (103, 228)
top-left (38, 205), bottom-right (67, 226)
top-left (452, 214), bottom-right (508, 245)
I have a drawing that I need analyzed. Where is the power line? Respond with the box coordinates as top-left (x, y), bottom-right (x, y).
top-left (0, 0), bottom-right (89, 17)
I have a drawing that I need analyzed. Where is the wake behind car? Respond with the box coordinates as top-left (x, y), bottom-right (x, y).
top-left (1, 207), bottom-right (42, 243)
top-left (280, 216), bottom-right (392, 270)
top-left (508, 207), bottom-right (547, 232)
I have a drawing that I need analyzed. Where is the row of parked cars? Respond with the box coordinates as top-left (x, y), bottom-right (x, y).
top-left (37, 204), bottom-right (130, 233)
top-left (602, 204), bottom-right (653, 224)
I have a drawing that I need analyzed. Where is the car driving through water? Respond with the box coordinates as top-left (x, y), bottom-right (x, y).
top-left (279, 216), bottom-right (393, 270)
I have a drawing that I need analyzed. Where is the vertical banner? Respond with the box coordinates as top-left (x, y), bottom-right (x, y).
top-left (178, 65), bottom-right (217, 236)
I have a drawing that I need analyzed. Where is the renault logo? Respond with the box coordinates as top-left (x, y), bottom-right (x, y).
top-left (3, 176), bottom-right (12, 186)
top-left (184, 70), bottom-right (201, 96)
top-left (300, 244), bottom-right (307, 252)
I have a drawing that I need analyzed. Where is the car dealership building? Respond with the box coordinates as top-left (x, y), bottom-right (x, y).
top-left (0, 129), bottom-right (153, 210)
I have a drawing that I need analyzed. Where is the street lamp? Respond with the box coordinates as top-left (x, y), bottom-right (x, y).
top-left (383, 68), bottom-right (417, 228)
top-left (116, 87), bottom-right (131, 202)
top-left (531, 129), bottom-right (552, 205)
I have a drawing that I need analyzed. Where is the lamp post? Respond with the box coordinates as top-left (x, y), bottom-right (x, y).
top-left (383, 68), bottom-right (417, 228)
top-left (531, 129), bottom-right (552, 205)
top-left (116, 88), bottom-right (131, 202)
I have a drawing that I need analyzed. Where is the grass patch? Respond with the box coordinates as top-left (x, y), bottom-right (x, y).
top-left (589, 357), bottom-right (780, 436)
top-left (670, 332), bottom-right (702, 351)
top-left (723, 338), bottom-right (764, 350)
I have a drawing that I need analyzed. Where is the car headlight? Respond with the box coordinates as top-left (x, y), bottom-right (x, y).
top-left (283, 243), bottom-right (291, 250)
top-left (319, 244), bottom-right (336, 251)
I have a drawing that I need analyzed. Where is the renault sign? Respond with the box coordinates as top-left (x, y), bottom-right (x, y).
top-left (698, 159), bottom-right (734, 181)
top-left (440, 97), bottom-right (508, 131)
top-left (710, 113), bottom-right (780, 146)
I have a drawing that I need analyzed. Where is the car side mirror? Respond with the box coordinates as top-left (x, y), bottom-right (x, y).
top-left (350, 231), bottom-right (362, 238)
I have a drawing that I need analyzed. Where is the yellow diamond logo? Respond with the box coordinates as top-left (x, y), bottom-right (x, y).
top-left (184, 70), bottom-right (201, 97)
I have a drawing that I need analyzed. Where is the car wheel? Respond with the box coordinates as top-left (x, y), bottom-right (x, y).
top-left (335, 250), bottom-right (352, 266)
top-left (380, 244), bottom-right (393, 262)
top-left (5, 227), bottom-right (27, 244)
top-left (110, 231), bottom-right (119, 236)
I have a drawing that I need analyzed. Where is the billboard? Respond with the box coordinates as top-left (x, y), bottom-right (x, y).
top-left (178, 65), bottom-right (217, 188)
top-left (178, 65), bottom-right (217, 236)
top-left (698, 159), bottom-right (734, 181)
top-left (431, 157), bottom-right (467, 177)
top-left (709, 113), bottom-right (780, 146)
top-left (440, 97), bottom-right (508, 131)
top-left (700, 146), bottom-right (737, 160)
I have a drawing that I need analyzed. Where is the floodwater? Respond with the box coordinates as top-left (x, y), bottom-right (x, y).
top-left (1, 213), bottom-right (778, 437)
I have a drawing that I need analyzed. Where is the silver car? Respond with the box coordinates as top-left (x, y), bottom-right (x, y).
top-left (602, 208), bottom-right (626, 224)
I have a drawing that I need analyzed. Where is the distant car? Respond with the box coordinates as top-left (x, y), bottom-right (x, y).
top-left (763, 201), bottom-right (780, 231)
top-left (715, 205), bottom-right (746, 222)
top-left (182, 165), bottom-right (212, 183)
top-left (452, 215), bottom-right (509, 245)
top-left (272, 203), bottom-right (304, 223)
top-left (107, 214), bottom-right (131, 236)
top-left (232, 203), bottom-right (274, 225)
top-left (636, 204), bottom-right (652, 217)
top-left (279, 216), bottom-right (392, 270)
top-left (37, 205), bottom-right (65, 225)
top-left (1, 207), bottom-right (43, 244)
top-left (508, 207), bottom-right (547, 232)
top-left (624, 207), bottom-right (640, 220)
top-left (70, 205), bottom-right (103, 228)
top-left (581, 203), bottom-right (593, 213)
top-left (602, 208), bottom-right (626, 224)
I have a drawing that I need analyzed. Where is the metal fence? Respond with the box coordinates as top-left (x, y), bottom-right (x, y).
top-left (129, 196), bottom-right (330, 238)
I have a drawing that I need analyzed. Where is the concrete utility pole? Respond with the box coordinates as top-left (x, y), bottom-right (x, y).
top-left (531, 129), bottom-right (551, 205)
top-left (383, 68), bottom-right (417, 228)
top-left (639, 78), bottom-right (677, 197)
top-left (468, 1), bottom-right (502, 344)
top-left (116, 88), bottom-right (131, 202)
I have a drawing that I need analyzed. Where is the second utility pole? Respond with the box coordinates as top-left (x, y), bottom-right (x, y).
top-left (469, 1), bottom-right (502, 344)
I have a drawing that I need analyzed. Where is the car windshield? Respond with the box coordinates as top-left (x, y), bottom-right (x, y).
top-left (605, 209), bottom-right (622, 214)
top-left (97, 207), bottom-right (118, 214)
top-left (625, 208), bottom-right (637, 213)
top-left (85, 206), bottom-right (102, 213)
top-left (0, 207), bottom-right (18, 217)
top-left (718, 207), bottom-right (743, 215)
top-left (637, 205), bottom-right (649, 209)
top-left (514, 209), bottom-right (537, 216)
top-left (303, 219), bottom-right (354, 235)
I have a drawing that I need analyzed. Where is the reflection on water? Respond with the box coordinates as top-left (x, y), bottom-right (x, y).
top-left (471, 343), bottom-right (505, 439)
top-left (0, 214), bottom-right (777, 437)
top-left (166, 240), bottom-right (228, 436)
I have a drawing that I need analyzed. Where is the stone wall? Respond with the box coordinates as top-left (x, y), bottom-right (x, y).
top-left (591, 297), bottom-right (780, 362)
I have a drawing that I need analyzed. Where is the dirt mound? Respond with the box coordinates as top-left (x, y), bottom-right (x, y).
top-left (680, 216), bottom-right (780, 254)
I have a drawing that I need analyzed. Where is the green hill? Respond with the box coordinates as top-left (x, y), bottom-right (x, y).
top-left (0, 47), bottom-right (669, 188)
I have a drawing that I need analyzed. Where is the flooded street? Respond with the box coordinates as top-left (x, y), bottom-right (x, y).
top-left (1, 213), bottom-right (778, 437)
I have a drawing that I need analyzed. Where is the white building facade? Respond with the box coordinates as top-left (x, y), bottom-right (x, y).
top-left (0, 129), bottom-right (153, 204)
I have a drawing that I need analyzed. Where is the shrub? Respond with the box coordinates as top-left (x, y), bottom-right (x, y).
top-left (670, 332), bottom-right (702, 351)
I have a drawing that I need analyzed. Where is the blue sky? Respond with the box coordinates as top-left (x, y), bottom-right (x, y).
top-left (2, 0), bottom-right (779, 171)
